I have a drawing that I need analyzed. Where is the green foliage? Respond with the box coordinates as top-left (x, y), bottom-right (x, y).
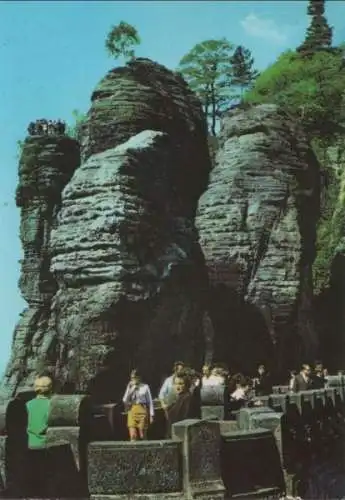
top-left (245, 43), bottom-right (345, 294)
top-left (105, 21), bottom-right (141, 62)
top-left (298, 0), bottom-right (333, 54)
top-left (178, 38), bottom-right (235, 135)
top-left (245, 50), bottom-right (345, 144)
top-left (16, 140), bottom-right (24, 159)
top-left (66, 109), bottom-right (87, 141)
top-left (312, 143), bottom-right (338, 292)
top-left (313, 179), bottom-right (345, 293)
top-left (230, 45), bottom-right (259, 96)
top-left (313, 137), bottom-right (345, 292)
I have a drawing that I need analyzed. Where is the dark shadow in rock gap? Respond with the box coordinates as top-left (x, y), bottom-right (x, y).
top-left (87, 262), bottom-right (205, 404)
top-left (315, 253), bottom-right (345, 371)
top-left (86, 296), bottom-right (151, 405)
top-left (208, 284), bottom-right (275, 375)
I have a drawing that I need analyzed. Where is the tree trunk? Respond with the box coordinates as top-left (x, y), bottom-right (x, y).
top-left (211, 84), bottom-right (216, 136)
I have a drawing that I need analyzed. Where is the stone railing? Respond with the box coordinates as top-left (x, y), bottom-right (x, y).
top-left (0, 379), bottom-right (344, 499)
top-left (240, 384), bottom-right (345, 498)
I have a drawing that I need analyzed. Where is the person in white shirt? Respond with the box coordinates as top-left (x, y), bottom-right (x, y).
top-left (288, 370), bottom-right (297, 391)
top-left (123, 369), bottom-right (154, 441)
top-left (202, 365), bottom-right (225, 387)
top-left (201, 364), bottom-right (212, 386)
top-left (158, 361), bottom-right (185, 410)
top-left (225, 374), bottom-right (260, 419)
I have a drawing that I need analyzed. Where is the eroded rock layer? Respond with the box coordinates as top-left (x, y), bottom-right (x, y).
top-left (50, 130), bottom-right (208, 400)
top-left (2, 59), bottom-right (211, 399)
top-left (196, 104), bottom-right (320, 375)
top-left (80, 58), bottom-right (210, 215)
top-left (2, 136), bottom-right (80, 396)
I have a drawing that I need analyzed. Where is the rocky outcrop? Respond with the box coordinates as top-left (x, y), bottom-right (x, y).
top-left (2, 59), bottom-right (211, 400)
top-left (49, 131), bottom-right (209, 400)
top-left (80, 58), bottom-right (210, 215)
top-left (3, 60), bottom-right (322, 396)
top-left (196, 104), bottom-right (320, 375)
top-left (1, 136), bottom-right (80, 397)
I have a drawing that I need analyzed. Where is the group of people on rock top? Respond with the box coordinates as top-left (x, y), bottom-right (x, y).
top-left (27, 119), bottom-right (66, 136)
top-left (122, 360), bottom-right (336, 442)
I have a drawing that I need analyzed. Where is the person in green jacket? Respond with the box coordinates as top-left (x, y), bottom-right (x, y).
top-left (25, 375), bottom-right (53, 496)
top-left (26, 375), bottom-right (53, 449)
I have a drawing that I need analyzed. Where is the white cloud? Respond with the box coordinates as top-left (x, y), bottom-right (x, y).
top-left (240, 13), bottom-right (289, 45)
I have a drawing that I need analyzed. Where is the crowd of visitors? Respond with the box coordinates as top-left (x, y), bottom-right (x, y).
top-left (25, 361), bottom-right (337, 449)
top-left (122, 360), bottom-right (336, 442)
top-left (21, 360), bottom-right (342, 496)
top-left (27, 119), bottom-right (66, 136)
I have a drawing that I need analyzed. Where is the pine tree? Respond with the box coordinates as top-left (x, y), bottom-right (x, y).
top-left (298, 0), bottom-right (333, 54)
top-left (178, 39), bottom-right (234, 135)
top-left (230, 46), bottom-right (259, 96)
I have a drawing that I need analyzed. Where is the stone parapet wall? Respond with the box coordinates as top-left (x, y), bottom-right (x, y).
top-left (0, 384), bottom-right (343, 498)
top-left (0, 396), bottom-right (284, 499)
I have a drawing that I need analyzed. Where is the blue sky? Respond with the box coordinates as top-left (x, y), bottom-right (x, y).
top-left (0, 0), bottom-right (344, 374)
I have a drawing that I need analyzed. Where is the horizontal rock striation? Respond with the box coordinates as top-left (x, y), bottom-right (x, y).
top-left (2, 136), bottom-right (80, 396)
top-left (2, 59), bottom-right (211, 400)
top-left (196, 104), bottom-right (320, 375)
top-left (80, 58), bottom-right (210, 216)
top-left (50, 130), bottom-right (209, 399)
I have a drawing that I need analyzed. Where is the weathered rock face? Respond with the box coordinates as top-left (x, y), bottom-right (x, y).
top-left (50, 131), bottom-right (209, 400)
top-left (196, 104), bottom-right (320, 375)
top-left (4, 62), bottom-right (321, 396)
top-left (80, 58), bottom-right (210, 216)
top-left (3, 59), bottom-right (211, 400)
top-left (1, 136), bottom-right (80, 396)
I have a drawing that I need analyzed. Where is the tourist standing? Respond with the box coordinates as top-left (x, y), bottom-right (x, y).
top-left (291, 364), bottom-right (313, 392)
top-left (253, 364), bottom-right (273, 396)
top-left (312, 362), bottom-right (327, 389)
top-left (201, 364), bottom-right (225, 387)
top-left (224, 374), bottom-right (253, 419)
top-left (201, 364), bottom-right (212, 385)
top-left (164, 372), bottom-right (201, 438)
top-left (288, 370), bottom-right (297, 391)
top-left (158, 361), bottom-right (185, 409)
top-left (123, 369), bottom-right (154, 441)
top-left (25, 375), bottom-right (53, 497)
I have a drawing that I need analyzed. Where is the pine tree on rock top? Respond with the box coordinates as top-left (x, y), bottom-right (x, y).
top-left (230, 45), bottom-right (259, 97)
top-left (298, 0), bottom-right (333, 54)
top-left (178, 38), bottom-right (235, 136)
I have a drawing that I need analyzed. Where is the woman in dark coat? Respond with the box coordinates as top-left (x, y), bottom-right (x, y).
top-left (224, 374), bottom-right (254, 420)
top-left (164, 372), bottom-right (201, 437)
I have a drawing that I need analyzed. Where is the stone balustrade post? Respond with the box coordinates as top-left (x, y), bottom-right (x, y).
top-left (172, 419), bottom-right (225, 499)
